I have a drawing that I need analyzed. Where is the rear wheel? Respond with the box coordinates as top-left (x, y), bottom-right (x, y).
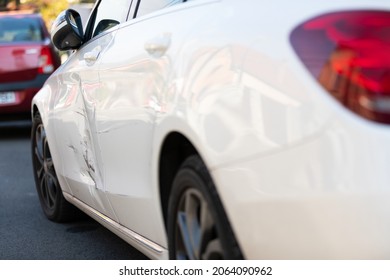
top-left (167, 155), bottom-right (243, 259)
top-left (31, 112), bottom-right (79, 222)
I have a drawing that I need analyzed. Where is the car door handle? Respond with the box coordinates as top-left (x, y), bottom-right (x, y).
top-left (84, 46), bottom-right (101, 65)
top-left (144, 33), bottom-right (171, 58)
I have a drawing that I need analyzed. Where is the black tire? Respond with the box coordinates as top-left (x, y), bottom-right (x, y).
top-left (31, 112), bottom-right (79, 222)
top-left (167, 155), bottom-right (243, 259)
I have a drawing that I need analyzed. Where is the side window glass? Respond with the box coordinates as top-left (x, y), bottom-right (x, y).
top-left (92, 0), bottom-right (131, 37)
top-left (136, 0), bottom-right (184, 18)
top-left (93, 19), bottom-right (120, 37)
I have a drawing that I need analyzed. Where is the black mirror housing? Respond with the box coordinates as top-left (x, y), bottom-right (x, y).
top-left (51, 9), bottom-right (84, 51)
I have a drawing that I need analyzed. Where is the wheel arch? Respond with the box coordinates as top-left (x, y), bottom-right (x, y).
top-left (32, 104), bottom-right (39, 118)
top-left (158, 132), bottom-right (244, 259)
top-left (158, 132), bottom-right (199, 229)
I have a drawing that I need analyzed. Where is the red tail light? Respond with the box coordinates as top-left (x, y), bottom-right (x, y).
top-left (38, 46), bottom-right (55, 74)
top-left (290, 11), bottom-right (390, 124)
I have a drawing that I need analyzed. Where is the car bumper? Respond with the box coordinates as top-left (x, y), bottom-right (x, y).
top-left (0, 74), bottom-right (50, 118)
top-left (211, 115), bottom-right (390, 259)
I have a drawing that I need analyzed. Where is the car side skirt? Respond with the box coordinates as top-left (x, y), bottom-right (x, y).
top-left (63, 192), bottom-right (168, 260)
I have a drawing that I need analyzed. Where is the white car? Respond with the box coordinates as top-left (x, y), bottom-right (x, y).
top-left (31, 0), bottom-right (390, 259)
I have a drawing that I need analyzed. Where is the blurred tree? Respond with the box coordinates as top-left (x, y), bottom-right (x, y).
top-left (0, 0), bottom-right (20, 9)
top-left (0, 0), bottom-right (95, 26)
top-left (25, 0), bottom-right (69, 28)
top-left (0, 0), bottom-right (8, 10)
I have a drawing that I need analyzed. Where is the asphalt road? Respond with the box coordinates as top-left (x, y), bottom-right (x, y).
top-left (0, 120), bottom-right (147, 260)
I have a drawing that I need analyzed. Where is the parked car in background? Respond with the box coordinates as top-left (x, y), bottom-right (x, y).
top-left (31, 0), bottom-right (390, 259)
top-left (0, 11), bottom-right (60, 121)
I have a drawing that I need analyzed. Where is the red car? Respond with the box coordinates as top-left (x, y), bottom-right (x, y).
top-left (0, 11), bottom-right (60, 120)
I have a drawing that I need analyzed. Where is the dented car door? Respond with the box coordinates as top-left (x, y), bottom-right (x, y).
top-left (51, 32), bottom-right (118, 220)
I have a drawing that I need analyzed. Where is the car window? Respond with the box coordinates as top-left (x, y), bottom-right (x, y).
top-left (135, 0), bottom-right (186, 18)
top-left (91, 0), bottom-right (132, 37)
top-left (0, 17), bottom-right (43, 43)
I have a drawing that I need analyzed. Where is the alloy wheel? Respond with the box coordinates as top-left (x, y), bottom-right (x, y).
top-left (175, 188), bottom-right (224, 259)
top-left (33, 123), bottom-right (59, 213)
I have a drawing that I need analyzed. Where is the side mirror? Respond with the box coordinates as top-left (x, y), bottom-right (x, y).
top-left (51, 9), bottom-right (84, 51)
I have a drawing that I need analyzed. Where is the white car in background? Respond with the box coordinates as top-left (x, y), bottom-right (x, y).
top-left (31, 0), bottom-right (390, 259)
